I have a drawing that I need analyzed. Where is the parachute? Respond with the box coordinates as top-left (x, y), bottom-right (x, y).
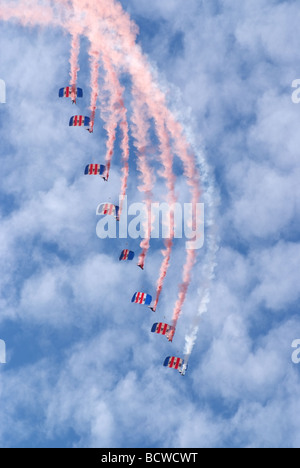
top-left (85, 164), bottom-right (107, 181)
top-left (119, 250), bottom-right (135, 261)
top-left (97, 203), bottom-right (120, 220)
top-left (163, 356), bottom-right (187, 375)
top-left (59, 86), bottom-right (83, 103)
top-left (151, 323), bottom-right (174, 341)
top-left (69, 116), bottom-right (91, 127)
top-left (131, 292), bottom-right (152, 306)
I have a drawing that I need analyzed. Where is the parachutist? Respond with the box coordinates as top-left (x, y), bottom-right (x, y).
top-left (119, 250), bottom-right (135, 261)
top-left (59, 86), bottom-right (83, 102)
top-left (69, 115), bottom-right (91, 128)
top-left (164, 356), bottom-right (187, 375)
top-left (85, 164), bottom-right (107, 180)
top-left (132, 292), bottom-right (152, 306)
top-left (97, 203), bottom-right (120, 220)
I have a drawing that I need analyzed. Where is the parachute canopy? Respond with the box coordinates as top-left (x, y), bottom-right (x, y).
top-left (69, 116), bottom-right (90, 127)
top-left (119, 250), bottom-right (135, 261)
top-left (59, 86), bottom-right (83, 100)
top-left (151, 323), bottom-right (174, 341)
top-left (131, 292), bottom-right (152, 306)
top-left (85, 164), bottom-right (107, 178)
top-left (97, 203), bottom-right (120, 220)
top-left (164, 356), bottom-right (187, 375)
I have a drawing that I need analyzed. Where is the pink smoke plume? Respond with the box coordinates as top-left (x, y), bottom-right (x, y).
top-left (100, 50), bottom-right (130, 210)
top-left (69, 29), bottom-right (80, 103)
top-left (88, 48), bottom-right (99, 133)
top-left (150, 126), bottom-right (177, 313)
top-left (130, 89), bottom-right (155, 270)
top-left (168, 249), bottom-right (197, 342)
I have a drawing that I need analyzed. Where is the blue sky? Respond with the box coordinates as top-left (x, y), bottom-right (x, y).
top-left (0, 0), bottom-right (300, 448)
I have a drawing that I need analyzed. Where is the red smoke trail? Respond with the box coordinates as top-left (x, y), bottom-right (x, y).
top-left (86, 34), bottom-right (130, 197)
top-left (68, 0), bottom-right (116, 180)
top-left (130, 89), bottom-right (155, 270)
top-left (118, 112), bottom-right (130, 215)
top-left (58, 1), bottom-right (83, 103)
top-left (166, 115), bottom-right (201, 337)
top-left (0, 2), bottom-right (54, 26)
top-left (100, 49), bottom-right (130, 210)
top-left (130, 90), bottom-right (177, 274)
top-left (69, 28), bottom-right (80, 103)
top-left (167, 114), bottom-right (201, 216)
top-left (152, 232), bottom-right (174, 313)
top-left (78, 0), bottom-right (131, 200)
top-left (74, 1), bottom-right (131, 213)
top-left (168, 249), bottom-right (197, 342)
top-left (151, 124), bottom-right (177, 313)
top-left (88, 48), bottom-right (99, 133)
top-left (101, 47), bottom-right (131, 215)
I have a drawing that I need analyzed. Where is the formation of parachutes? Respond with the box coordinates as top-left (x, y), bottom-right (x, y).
top-left (59, 85), bottom-right (188, 376)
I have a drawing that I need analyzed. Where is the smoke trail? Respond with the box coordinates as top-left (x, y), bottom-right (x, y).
top-left (168, 249), bottom-right (197, 342)
top-left (176, 106), bottom-right (218, 364)
top-left (69, 28), bottom-right (80, 103)
top-left (130, 89), bottom-right (155, 270)
top-left (183, 234), bottom-right (218, 364)
top-left (100, 50), bottom-right (130, 210)
top-left (84, 13), bottom-right (130, 198)
top-left (88, 47), bottom-right (100, 133)
top-left (183, 161), bottom-right (218, 365)
top-left (131, 93), bottom-right (177, 273)
top-left (118, 111), bottom-right (130, 215)
top-left (151, 125), bottom-right (177, 312)
top-left (68, 0), bottom-right (117, 180)
top-left (0, 1), bottom-right (54, 27)
top-left (152, 234), bottom-right (173, 313)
